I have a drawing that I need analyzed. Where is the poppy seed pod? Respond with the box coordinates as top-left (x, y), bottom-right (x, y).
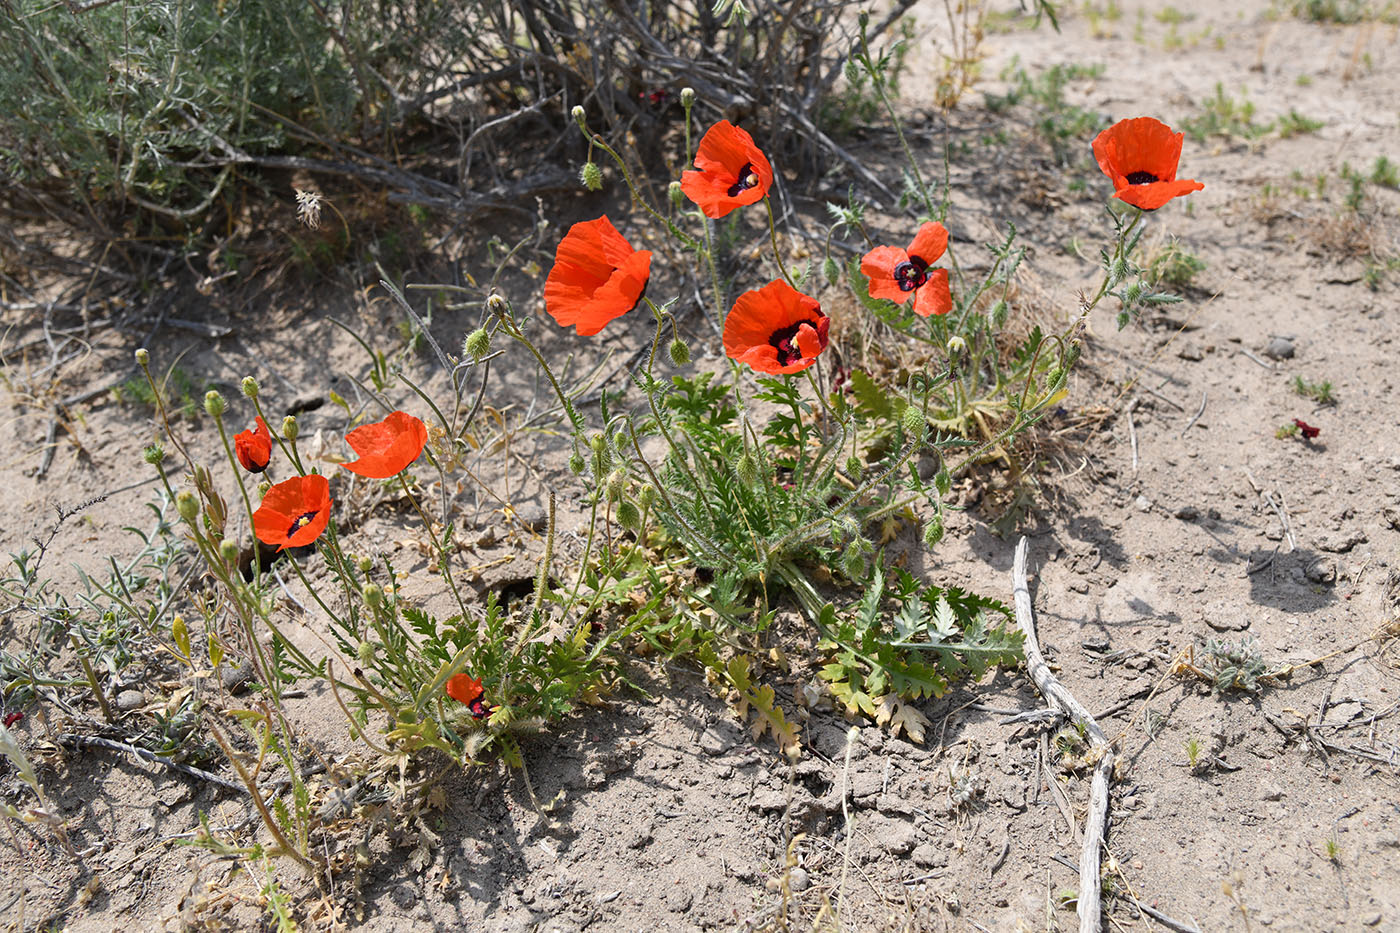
top-left (241, 376), bottom-right (259, 399)
top-left (203, 389), bottom-right (226, 418)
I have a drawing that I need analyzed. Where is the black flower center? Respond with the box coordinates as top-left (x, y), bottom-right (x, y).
top-left (769, 319), bottom-right (818, 366)
top-left (1126, 170), bottom-right (1159, 185)
top-left (726, 163), bottom-right (760, 198)
top-left (287, 510), bottom-right (317, 538)
top-left (893, 257), bottom-right (929, 292)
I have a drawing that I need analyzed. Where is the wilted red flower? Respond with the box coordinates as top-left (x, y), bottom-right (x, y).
top-left (860, 222), bottom-right (954, 317)
top-left (544, 216), bottom-right (652, 336)
top-left (680, 121), bottom-right (774, 218)
top-left (234, 416), bottom-right (272, 473)
top-left (446, 672), bottom-right (491, 719)
top-left (1092, 117), bottom-right (1204, 211)
top-left (2, 711), bottom-right (22, 728)
top-left (723, 280), bottom-right (829, 375)
top-left (1294, 418), bottom-right (1321, 439)
top-left (252, 474), bottom-right (332, 551)
top-left (341, 411), bottom-right (428, 479)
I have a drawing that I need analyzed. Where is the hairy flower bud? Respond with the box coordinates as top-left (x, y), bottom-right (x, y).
top-left (639, 484), bottom-right (656, 508)
top-left (616, 500), bottom-right (641, 532)
top-left (844, 57), bottom-right (863, 85)
top-left (841, 547), bottom-right (865, 581)
top-left (934, 467), bottom-right (951, 497)
top-left (219, 539), bottom-right (239, 566)
top-left (240, 376), bottom-right (259, 399)
top-left (143, 443), bottom-right (166, 466)
top-left (680, 87), bottom-right (695, 109)
top-left (946, 335), bottom-right (967, 357)
top-left (362, 583), bottom-right (384, 610)
top-left (357, 640), bottom-right (375, 664)
top-left (568, 451), bottom-right (586, 475)
top-left (176, 491), bottom-right (199, 523)
top-left (668, 337), bottom-right (690, 367)
top-left (901, 405), bottom-right (927, 443)
top-left (923, 513), bottom-right (946, 549)
top-left (1121, 281), bottom-right (1144, 306)
top-left (605, 468), bottom-right (627, 502)
top-left (357, 556), bottom-right (374, 574)
top-left (735, 453), bottom-right (759, 488)
top-left (464, 327), bottom-right (491, 361)
top-left (1063, 342), bottom-right (1082, 369)
top-left (668, 181), bottom-right (684, 210)
top-left (580, 161), bottom-right (603, 192)
top-left (571, 105), bottom-right (586, 124)
top-left (845, 455), bottom-right (863, 479)
top-left (486, 293), bottom-right (509, 316)
top-left (281, 415), bottom-right (299, 441)
top-left (135, 347), bottom-right (150, 367)
top-left (823, 256), bottom-right (841, 285)
top-left (203, 389), bottom-right (225, 418)
top-left (990, 299), bottom-right (1009, 329)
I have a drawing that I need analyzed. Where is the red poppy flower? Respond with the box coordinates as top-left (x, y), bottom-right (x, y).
top-left (341, 410), bottom-right (428, 479)
top-left (1293, 418), bottom-right (1321, 439)
top-left (1092, 117), bottom-right (1204, 211)
top-left (860, 222), bottom-right (954, 317)
top-left (234, 416), bottom-right (272, 473)
top-left (446, 672), bottom-right (491, 719)
top-left (544, 216), bottom-right (652, 336)
top-left (680, 121), bottom-right (774, 219)
top-left (723, 280), bottom-right (829, 375)
top-left (252, 474), bottom-right (332, 551)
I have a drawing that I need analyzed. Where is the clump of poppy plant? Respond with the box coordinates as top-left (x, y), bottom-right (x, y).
top-left (544, 216), bottom-right (653, 336)
top-left (341, 410), bottom-right (429, 478)
top-left (1093, 117), bottom-right (1205, 211)
top-left (234, 415), bottom-right (272, 473)
top-left (252, 474), bottom-right (332, 551)
top-left (861, 221), bottom-right (954, 317)
top-left (680, 120), bottom-right (774, 218)
top-left (723, 280), bottom-right (829, 375)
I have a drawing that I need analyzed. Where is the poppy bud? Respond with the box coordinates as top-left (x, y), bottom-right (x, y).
top-left (990, 299), bottom-right (1009, 328)
top-left (571, 105), bottom-right (586, 124)
top-left (841, 547), bottom-right (865, 580)
top-left (668, 338), bottom-right (690, 367)
top-left (823, 256), bottom-right (841, 285)
top-left (135, 347), bottom-right (150, 367)
top-left (589, 434), bottom-right (607, 455)
top-left (357, 556), bottom-right (373, 573)
top-left (464, 327), bottom-right (491, 361)
top-left (605, 468), bottom-right (626, 502)
top-left (947, 335), bottom-right (967, 357)
top-left (143, 443), bottom-right (166, 466)
top-left (846, 455), bottom-right (863, 479)
top-left (844, 57), bottom-right (863, 85)
top-left (934, 467), bottom-right (951, 496)
top-left (219, 539), bottom-right (239, 566)
top-left (923, 513), bottom-right (945, 548)
top-left (257, 480), bottom-right (271, 496)
top-left (1045, 367), bottom-right (1067, 394)
top-left (357, 640), bottom-right (375, 664)
top-left (639, 484), bottom-right (656, 508)
top-left (735, 453), bottom-right (758, 487)
top-left (203, 389), bottom-right (226, 418)
top-left (486, 293), bottom-right (510, 316)
top-left (901, 405), bottom-right (927, 443)
top-left (1063, 342), bottom-right (1082, 369)
top-left (568, 451), bottom-right (585, 474)
top-left (668, 181), bottom-right (684, 210)
top-left (282, 415), bottom-right (298, 441)
top-left (617, 500), bottom-right (641, 531)
top-left (241, 376), bottom-right (259, 399)
top-left (1121, 282), bottom-right (1143, 305)
top-left (176, 491), bottom-right (199, 522)
top-left (580, 161), bottom-right (603, 192)
top-left (363, 583), bottom-right (383, 609)
top-left (680, 87), bottom-right (695, 109)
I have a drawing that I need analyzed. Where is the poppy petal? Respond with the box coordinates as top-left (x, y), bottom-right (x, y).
top-left (907, 222), bottom-right (949, 265)
top-left (860, 246), bottom-right (912, 303)
top-left (446, 672), bottom-right (483, 705)
top-left (544, 217), bottom-right (652, 335)
top-left (680, 121), bottom-right (774, 219)
top-left (253, 474), bottom-right (332, 551)
top-left (342, 411), bottom-right (428, 478)
top-left (235, 416), bottom-right (273, 473)
top-left (911, 269), bottom-right (953, 317)
top-left (1113, 178), bottom-right (1205, 211)
top-left (723, 280), bottom-right (829, 375)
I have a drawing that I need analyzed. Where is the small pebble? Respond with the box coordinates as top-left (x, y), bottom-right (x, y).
top-left (788, 868), bottom-right (811, 892)
top-left (1264, 337), bottom-right (1295, 360)
top-left (115, 689), bottom-right (145, 712)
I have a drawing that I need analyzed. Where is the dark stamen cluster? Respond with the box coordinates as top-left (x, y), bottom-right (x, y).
top-left (768, 319), bottom-right (818, 366)
top-left (1126, 170), bottom-right (1160, 185)
top-left (726, 162), bottom-right (759, 198)
top-left (893, 257), bottom-right (930, 292)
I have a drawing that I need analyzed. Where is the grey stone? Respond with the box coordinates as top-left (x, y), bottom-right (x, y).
top-left (1319, 531), bottom-right (1367, 553)
top-left (1264, 337), bottom-right (1294, 360)
top-left (912, 844), bottom-right (948, 868)
top-left (699, 723), bottom-right (739, 756)
top-left (787, 868), bottom-right (811, 892)
top-left (115, 689), bottom-right (145, 712)
top-left (1261, 782), bottom-right (1284, 801)
top-left (220, 665), bottom-right (253, 695)
top-left (1177, 344), bottom-right (1203, 361)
